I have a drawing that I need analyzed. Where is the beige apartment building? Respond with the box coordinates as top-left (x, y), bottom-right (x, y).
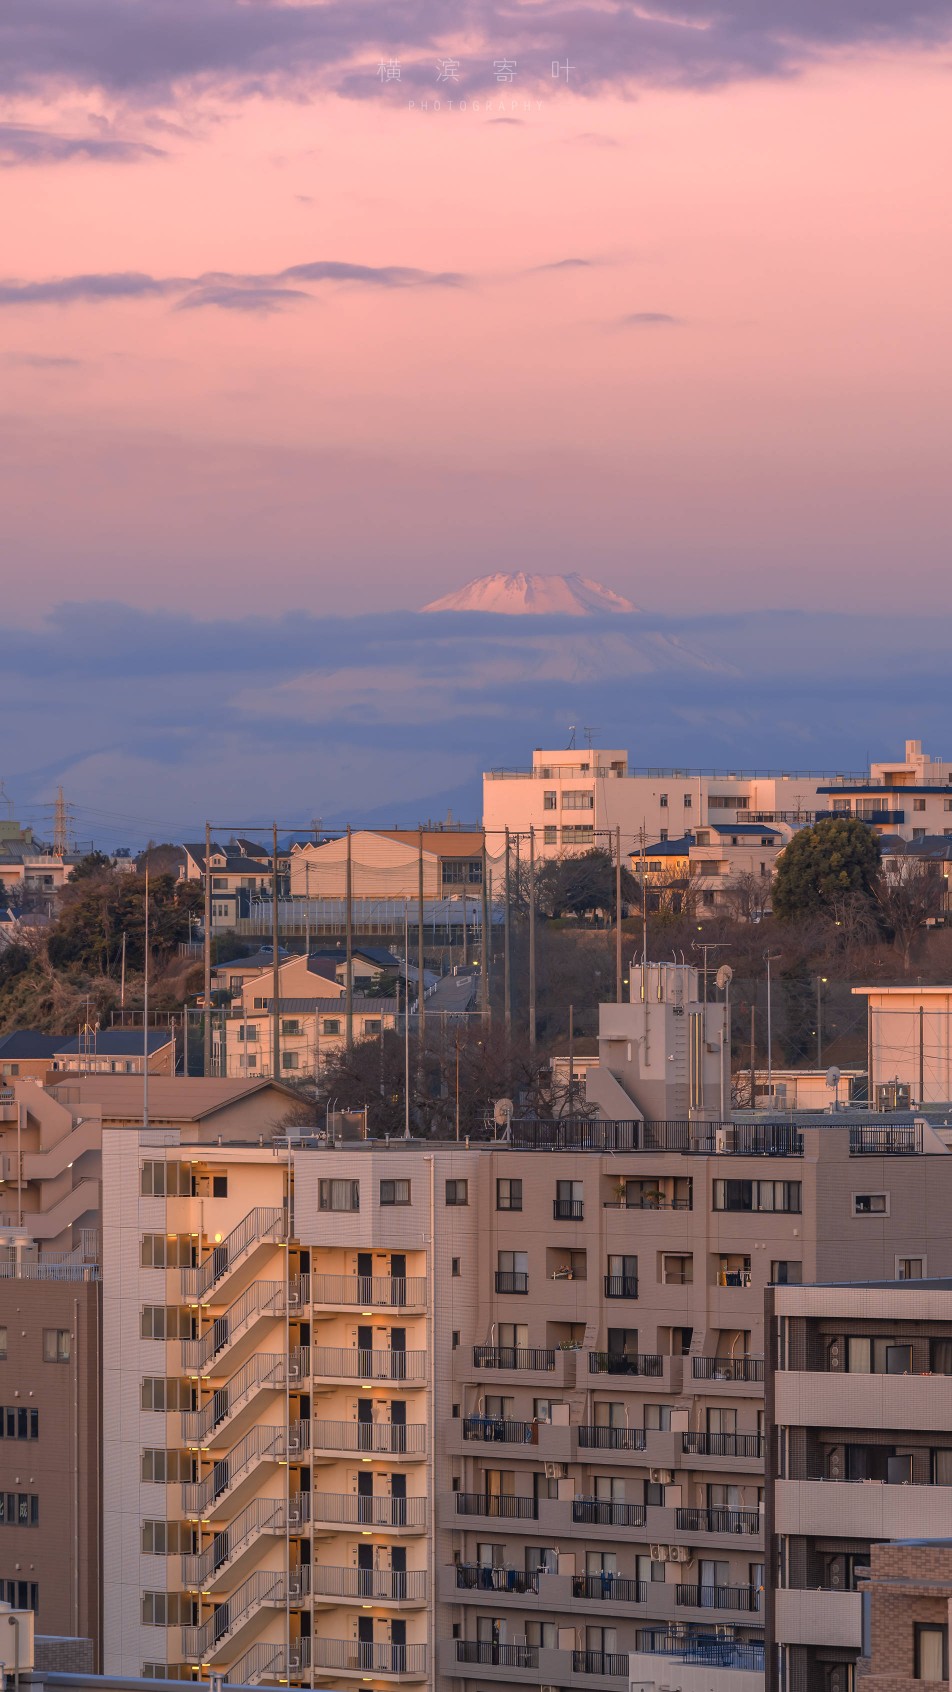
top-left (482, 739), bottom-right (952, 860)
top-left (96, 1099), bottom-right (952, 1692)
top-left (766, 1279), bottom-right (952, 1692)
top-left (853, 982), bottom-right (952, 1110)
top-left (289, 832), bottom-right (503, 902)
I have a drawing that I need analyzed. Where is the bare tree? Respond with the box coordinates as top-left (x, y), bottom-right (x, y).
top-left (874, 857), bottom-right (947, 970)
top-left (722, 871), bottom-right (772, 924)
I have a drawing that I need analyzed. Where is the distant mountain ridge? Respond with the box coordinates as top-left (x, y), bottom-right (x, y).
top-left (422, 571), bottom-right (638, 616)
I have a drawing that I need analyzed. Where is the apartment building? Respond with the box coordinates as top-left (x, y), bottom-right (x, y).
top-left (853, 983), bottom-right (952, 1109)
top-left (96, 1095), bottom-right (952, 1692)
top-left (766, 1279), bottom-right (952, 1692)
top-left (289, 831), bottom-right (503, 902)
top-left (482, 739), bottom-right (951, 860)
top-left (213, 997), bottom-right (398, 1080)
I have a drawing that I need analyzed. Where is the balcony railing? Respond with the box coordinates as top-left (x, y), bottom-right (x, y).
top-left (603, 1197), bottom-right (691, 1212)
top-left (554, 1198), bottom-right (585, 1220)
top-left (310, 1639), bottom-right (427, 1675)
top-left (312, 1492), bottom-right (426, 1528)
top-left (228, 1639), bottom-right (310, 1686)
top-left (310, 1273), bottom-right (427, 1306)
top-left (693, 1355), bottom-right (764, 1382)
top-left (311, 1345), bottom-right (426, 1381)
top-left (850, 1124), bottom-right (922, 1155)
top-left (603, 1275), bottom-right (639, 1299)
top-left (682, 1431), bottom-right (764, 1459)
top-left (676, 1583), bottom-right (762, 1612)
top-left (573, 1650), bottom-right (630, 1677)
top-left (573, 1497), bottom-right (647, 1528)
top-left (181, 1350), bottom-right (286, 1444)
top-left (311, 1565), bottom-right (427, 1601)
top-left (508, 1120), bottom-right (639, 1152)
top-left (183, 1564), bottom-right (308, 1660)
top-left (474, 1344), bottom-right (555, 1372)
top-left (679, 1642), bottom-right (766, 1671)
top-left (456, 1642), bottom-right (538, 1669)
top-left (716, 1269), bottom-right (752, 1288)
top-left (589, 1351), bottom-right (663, 1377)
top-left (494, 1271), bottom-right (529, 1295)
top-left (456, 1491), bottom-right (538, 1520)
top-left (463, 1416), bottom-right (536, 1445)
top-left (572, 1574), bottom-right (647, 1604)
top-left (456, 1564), bottom-right (539, 1594)
top-left (182, 1493), bottom-right (286, 1588)
top-left (311, 1418), bottom-right (426, 1455)
top-left (180, 1279), bottom-right (284, 1373)
top-left (676, 1506), bottom-right (762, 1535)
top-left (180, 1205), bottom-right (285, 1301)
top-left (578, 1425), bottom-right (647, 1452)
top-left (181, 1421), bottom-right (297, 1515)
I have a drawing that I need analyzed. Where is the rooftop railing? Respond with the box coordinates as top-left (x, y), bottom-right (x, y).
top-left (850, 1123), bottom-right (923, 1155)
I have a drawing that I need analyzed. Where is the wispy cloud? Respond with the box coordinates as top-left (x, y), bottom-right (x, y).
top-left (4, 351), bottom-right (85, 368)
top-left (617, 311), bottom-right (683, 327)
top-left (0, 258), bottom-right (467, 311)
top-left (0, 122), bottom-right (163, 167)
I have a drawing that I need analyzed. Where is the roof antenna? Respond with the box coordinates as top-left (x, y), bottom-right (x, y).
top-left (566, 726), bottom-right (576, 750)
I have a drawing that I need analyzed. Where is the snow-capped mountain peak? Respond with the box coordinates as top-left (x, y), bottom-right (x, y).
top-left (422, 571), bottom-right (638, 616)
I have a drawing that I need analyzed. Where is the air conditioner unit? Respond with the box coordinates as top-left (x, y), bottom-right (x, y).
top-left (649, 1468), bottom-right (674, 1484)
top-left (668, 1545), bottom-right (692, 1563)
top-left (544, 1461), bottom-right (567, 1479)
top-left (715, 1129), bottom-right (729, 1153)
top-left (649, 1544), bottom-right (669, 1562)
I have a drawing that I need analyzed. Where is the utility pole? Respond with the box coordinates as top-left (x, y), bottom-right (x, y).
top-left (765, 951), bottom-right (781, 1103)
top-left (345, 825), bottom-right (354, 1052)
top-left (528, 826), bottom-right (537, 1054)
top-left (271, 823), bottom-right (281, 1083)
top-left (143, 865), bottom-right (150, 1132)
top-left (749, 1004), bottom-right (756, 1109)
top-left (480, 834), bottom-right (490, 1028)
top-left (417, 828), bottom-right (426, 1053)
top-left (503, 827), bottom-right (512, 1035)
top-left (615, 824), bottom-right (623, 1002)
top-left (53, 784), bottom-right (69, 857)
top-left (816, 976), bottom-right (826, 1068)
top-left (203, 822), bottom-right (212, 1076)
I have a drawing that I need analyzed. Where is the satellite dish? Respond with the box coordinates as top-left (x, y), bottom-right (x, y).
top-left (494, 1098), bottom-right (514, 1127)
top-left (825, 1067), bottom-right (841, 1089)
top-left (715, 965), bottom-right (734, 991)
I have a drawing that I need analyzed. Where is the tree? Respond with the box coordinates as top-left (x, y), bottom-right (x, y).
top-left (772, 817), bottom-right (881, 924)
top-left (69, 851), bottom-right (114, 881)
top-left (874, 856), bottom-right (947, 969)
top-left (535, 849), bottom-right (639, 922)
top-left (722, 871), bottom-right (772, 924)
top-left (48, 867), bottom-right (199, 976)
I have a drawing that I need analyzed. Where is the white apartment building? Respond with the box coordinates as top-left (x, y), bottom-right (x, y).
top-left (853, 982), bottom-right (952, 1110)
top-left (482, 740), bottom-right (952, 859)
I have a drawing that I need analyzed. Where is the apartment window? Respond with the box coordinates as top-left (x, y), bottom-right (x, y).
top-left (854, 1193), bottom-right (888, 1215)
top-left (543, 826), bottom-right (558, 845)
top-left (446, 1179), bottom-right (469, 1206)
top-left (141, 1378), bottom-right (195, 1413)
top-left (771, 1261), bottom-right (802, 1284)
top-left (1, 1408), bottom-right (39, 1440)
top-left (662, 1254), bottom-right (692, 1285)
top-left (683, 794), bottom-right (692, 808)
top-left (496, 1178), bottom-right (522, 1212)
top-left (140, 1307), bottom-right (195, 1342)
top-left (562, 825), bottom-right (595, 844)
top-left (543, 791), bottom-right (557, 810)
top-left (645, 1403), bottom-right (672, 1430)
top-left (931, 1450), bottom-right (952, 1485)
top-left (913, 828), bottom-right (927, 839)
top-left (930, 1339), bottom-right (952, 1375)
top-left (140, 1160), bottom-right (191, 1197)
top-left (898, 1257), bottom-right (925, 1280)
top-left (43, 1328), bottom-right (70, 1362)
top-left (281, 1019), bottom-right (301, 1036)
top-left (141, 1593), bottom-right (198, 1628)
top-left (140, 1235), bottom-right (196, 1270)
top-left (0, 1494), bottom-right (38, 1525)
top-left (380, 1179), bottom-right (411, 1206)
top-left (141, 1521), bottom-right (196, 1556)
top-left (319, 1178), bottom-right (359, 1212)
top-left (0, 1329), bottom-right (5, 1362)
top-left (914, 798), bottom-right (927, 812)
top-left (660, 794), bottom-right (668, 808)
top-left (0, 1581), bottom-right (37, 1612)
top-left (452, 1258), bottom-right (461, 1277)
top-left (141, 1449), bottom-right (196, 1484)
top-left (659, 828), bottom-right (668, 842)
top-left (281, 1052), bottom-right (299, 1070)
top-left (915, 1624), bottom-right (948, 1681)
top-left (323, 1018), bottom-right (341, 1035)
top-left (713, 1179), bottom-right (801, 1213)
top-left (562, 791), bottom-right (594, 810)
top-left (364, 1019), bottom-right (382, 1035)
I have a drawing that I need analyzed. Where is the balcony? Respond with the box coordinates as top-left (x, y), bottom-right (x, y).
top-left (311, 1565), bottom-right (426, 1603)
top-left (572, 1574), bottom-right (646, 1604)
top-left (180, 1280), bottom-right (284, 1374)
top-left (310, 1418), bottom-right (426, 1457)
top-left (676, 1584), bottom-right (762, 1613)
top-left (494, 1271), bottom-right (529, 1295)
top-left (455, 1491), bottom-right (538, 1521)
top-left (603, 1274), bottom-right (639, 1299)
top-left (554, 1198), bottom-right (585, 1221)
top-left (181, 1351), bottom-right (286, 1446)
top-left (775, 1367), bottom-right (952, 1433)
top-left (589, 1350), bottom-right (663, 1378)
top-left (310, 1639), bottom-right (427, 1679)
top-left (693, 1355), bottom-right (764, 1383)
top-left (310, 1272), bottom-right (427, 1309)
top-left (772, 1588), bottom-right (862, 1649)
top-left (456, 1564), bottom-right (539, 1594)
top-left (849, 1123), bottom-right (922, 1155)
top-left (463, 1415), bottom-right (536, 1445)
top-left (311, 1492), bottom-right (427, 1530)
top-left (180, 1205), bottom-right (285, 1302)
top-left (311, 1345), bottom-right (426, 1382)
top-left (456, 1642), bottom-right (538, 1670)
top-left (774, 1476), bottom-right (952, 1541)
top-left (682, 1431), bottom-right (764, 1460)
top-left (572, 1497), bottom-right (647, 1529)
top-left (676, 1506), bottom-right (761, 1536)
top-left (578, 1424), bottom-right (646, 1453)
top-left (474, 1344), bottom-right (553, 1371)
top-left (573, 1650), bottom-right (630, 1677)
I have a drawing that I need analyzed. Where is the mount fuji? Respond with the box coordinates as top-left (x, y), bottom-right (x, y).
top-left (422, 571), bottom-right (638, 616)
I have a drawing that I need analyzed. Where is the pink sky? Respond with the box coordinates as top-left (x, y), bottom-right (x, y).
top-left (1, 23), bottom-right (951, 619)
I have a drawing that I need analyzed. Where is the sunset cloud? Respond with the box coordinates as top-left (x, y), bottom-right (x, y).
top-left (0, 259), bottom-right (467, 310)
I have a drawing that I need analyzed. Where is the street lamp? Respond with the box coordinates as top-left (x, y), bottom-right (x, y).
top-left (816, 976), bottom-right (828, 1067)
